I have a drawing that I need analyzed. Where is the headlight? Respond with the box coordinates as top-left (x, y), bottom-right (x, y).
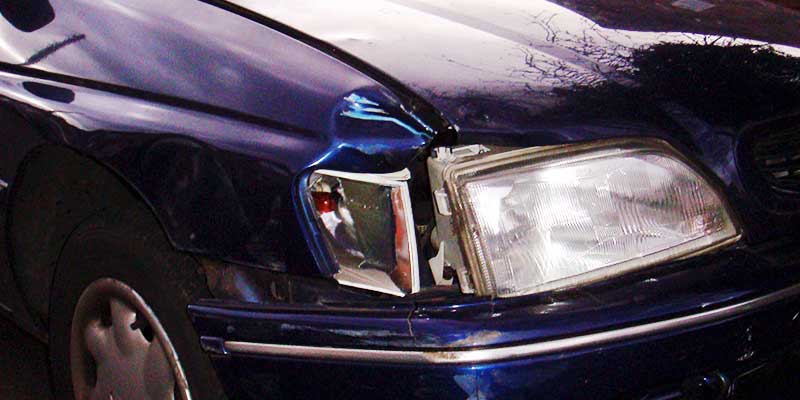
top-left (307, 169), bottom-right (419, 296)
top-left (434, 139), bottom-right (740, 297)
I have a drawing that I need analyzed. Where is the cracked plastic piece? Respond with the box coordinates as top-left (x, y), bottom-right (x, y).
top-left (308, 169), bottom-right (419, 296)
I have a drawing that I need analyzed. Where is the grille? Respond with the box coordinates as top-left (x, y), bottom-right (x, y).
top-left (753, 124), bottom-right (800, 191)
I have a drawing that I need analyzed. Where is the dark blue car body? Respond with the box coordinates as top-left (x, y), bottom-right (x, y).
top-left (0, 0), bottom-right (799, 398)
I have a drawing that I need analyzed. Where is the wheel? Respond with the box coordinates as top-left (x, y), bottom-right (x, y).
top-left (48, 205), bottom-right (226, 399)
top-left (70, 278), bottom-right (190, 399)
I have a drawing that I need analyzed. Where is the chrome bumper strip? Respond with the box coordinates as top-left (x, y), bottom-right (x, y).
top-left (223, 283), bottom-right (800, 364)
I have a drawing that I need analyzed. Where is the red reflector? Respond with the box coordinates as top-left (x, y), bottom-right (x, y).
top-left (311, 191), bottom-right (337, 213)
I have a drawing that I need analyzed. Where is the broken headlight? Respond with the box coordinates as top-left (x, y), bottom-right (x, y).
top-left (307, 169), bottom-right (419, 296)
top-left (430, 139), bottom-right (740, 297)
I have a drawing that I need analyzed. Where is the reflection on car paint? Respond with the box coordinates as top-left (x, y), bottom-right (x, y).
top-left (0, 0), bottom-right (799, 398)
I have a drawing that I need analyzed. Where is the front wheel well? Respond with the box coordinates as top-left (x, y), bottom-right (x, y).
top-left (7, 145), bottom-right (178, 327)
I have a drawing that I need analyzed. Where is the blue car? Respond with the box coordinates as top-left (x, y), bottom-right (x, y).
top-left (1, 0), bottom-right (799, 399)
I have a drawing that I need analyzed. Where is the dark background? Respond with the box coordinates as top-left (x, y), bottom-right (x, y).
top-left (0, 318), bottom-right (51, 399)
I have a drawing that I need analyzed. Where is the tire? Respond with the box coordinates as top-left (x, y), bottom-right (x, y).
top-left (47, 205), bottom-right (226, 400)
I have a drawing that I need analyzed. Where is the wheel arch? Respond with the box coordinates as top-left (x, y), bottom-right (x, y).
top-left (6, 137), bottom-right (241, 326)
top-left (7, 142), bottom-right (203, 327)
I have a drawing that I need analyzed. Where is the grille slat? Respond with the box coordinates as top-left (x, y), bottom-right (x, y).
top-left (753, 125), bottom-right (800, 191)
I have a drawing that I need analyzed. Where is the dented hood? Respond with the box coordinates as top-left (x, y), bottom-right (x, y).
top-left (229, 0), bottom-right (800, 132)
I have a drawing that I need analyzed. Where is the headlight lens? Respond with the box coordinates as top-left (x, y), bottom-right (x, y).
top-left (307, 169), bottom-right (419, 296)
top-left (445, 140), bottom-right (740, 297)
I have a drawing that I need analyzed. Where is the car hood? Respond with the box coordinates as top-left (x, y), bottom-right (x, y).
top-left (228, 0), bottom-right (800, 133)
top-left (225, 0), bottom-right (800, 245)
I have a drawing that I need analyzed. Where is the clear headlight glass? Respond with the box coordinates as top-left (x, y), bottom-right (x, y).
top-left (445, 140), bottom-right (740, 297)
top-left (307, 169), bottom-right (419, 296)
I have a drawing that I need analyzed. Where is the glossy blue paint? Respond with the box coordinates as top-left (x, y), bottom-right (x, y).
top-left (236, 0), bottom-right (800, 247)
top-left (295, 86), bottom-right (436, 276)
top-left (191, 301), bottom-right (418, 350)
top-left (203, 289), bottom-right (800, 399)
top-left (189, 240), bottom-right (800, 350)
top-left (0, 0), bottom-right (798, 398)
top-left (0, 0), bottom-right (440, 275)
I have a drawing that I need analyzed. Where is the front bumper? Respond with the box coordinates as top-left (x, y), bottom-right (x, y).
top-left (192, 286), bottom-right (800, 399)
top-left (190, 244), bottom-right (800, 399)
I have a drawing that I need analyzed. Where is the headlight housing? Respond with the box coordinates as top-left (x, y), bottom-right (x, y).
top-left (437, 139), bottom-right (740, 297)
top-left (306, 169), bottom-right (419, 296)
